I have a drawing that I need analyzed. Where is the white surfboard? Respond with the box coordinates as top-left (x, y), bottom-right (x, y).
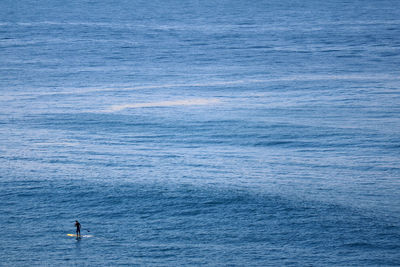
top-left (67, 234), bottom-right (93, 238)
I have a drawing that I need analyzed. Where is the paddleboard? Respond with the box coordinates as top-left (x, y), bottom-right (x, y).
top-left (67, 234), bottom-right (93, 238)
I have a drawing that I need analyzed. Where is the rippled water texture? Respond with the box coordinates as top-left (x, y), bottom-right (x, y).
top-left (1, 0), bottom-right (400, 266)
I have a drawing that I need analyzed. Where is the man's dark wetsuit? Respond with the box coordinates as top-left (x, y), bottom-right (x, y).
top-left (75, 220), bottom-right (81, 236)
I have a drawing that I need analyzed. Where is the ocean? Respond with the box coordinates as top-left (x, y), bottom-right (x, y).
top-left (1, 0), bottom-right (400, 266)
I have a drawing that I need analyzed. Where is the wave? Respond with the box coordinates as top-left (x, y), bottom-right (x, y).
top-left (2, 18), bottom-right (399, 29)
top-left (4, 73), bottom-right (398, 100)
top-left (107, 98), bottom-right (221, 112)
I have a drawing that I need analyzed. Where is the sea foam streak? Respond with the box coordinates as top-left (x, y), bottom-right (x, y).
top-left (107, 98), bottom-right (221, 112)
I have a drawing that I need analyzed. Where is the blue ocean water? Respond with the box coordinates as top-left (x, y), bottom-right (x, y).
top-left (1, 0), bottom-right (400, 265)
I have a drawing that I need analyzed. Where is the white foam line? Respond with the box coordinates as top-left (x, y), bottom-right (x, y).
top-left (107, 98), bottom-right (221, 112)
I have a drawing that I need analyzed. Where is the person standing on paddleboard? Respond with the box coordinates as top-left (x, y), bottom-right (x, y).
top-left (75, 220), bottom-right (81, 237)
